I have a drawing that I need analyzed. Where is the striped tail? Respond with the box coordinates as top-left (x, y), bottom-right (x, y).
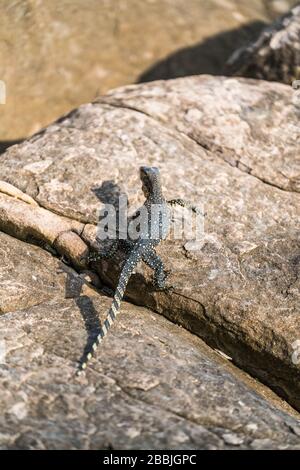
top-left (77, 248), bottom-right (140, 375)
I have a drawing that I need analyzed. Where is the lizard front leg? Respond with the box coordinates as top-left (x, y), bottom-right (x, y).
top-left (168, 198), bottom-right (202, 215)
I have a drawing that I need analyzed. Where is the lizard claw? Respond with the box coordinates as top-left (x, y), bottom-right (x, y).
top-left (152, 270), bottom-right (174, 292)
top-left (87, 252), bottom-right (101, 262)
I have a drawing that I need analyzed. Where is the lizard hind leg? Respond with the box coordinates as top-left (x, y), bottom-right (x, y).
top-left (142, 249), bottom-right (170, 290)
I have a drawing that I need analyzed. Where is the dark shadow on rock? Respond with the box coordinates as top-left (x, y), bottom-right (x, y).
top-left (91, 180), bottom-right (125, 208)
top-left (75, 295), bottom-right (103, 367)
top-left (92, 180), bottom-right (130, 243)
top-left (62, 264), bottom-right (103, 368)
top-left (138, 21), bottom-right (266, 83)
top-left (0, 139), bottom-right (24, 155)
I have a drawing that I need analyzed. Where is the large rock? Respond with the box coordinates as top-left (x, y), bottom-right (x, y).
top-left (0, 0), bottom-right (297, 142)
top-left (226, 3), bottom-right (300, 83)
top-left (0, 75), bottom-right (299, 416)
top-left (1, 232), bottom-right (300, 449)
top-left (101, 75), bottom-right (300, 193)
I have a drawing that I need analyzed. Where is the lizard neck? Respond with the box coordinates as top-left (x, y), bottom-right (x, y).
top-left (140, 166), bottom-right (165, 206)
top-left (147, 190), bottom-right (165, 205)
top-left (147, 178), bottom-right (165, 205)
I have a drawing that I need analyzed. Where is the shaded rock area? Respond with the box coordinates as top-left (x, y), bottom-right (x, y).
top-left (1, 232), bottom-right (300, 449)
top-left (226, 3), bottom-right (300, 83)
top-left (0, 0), bottom-right (297, 142)
top-left (137, 20), bottom-right (266, 84)
top-left (0, 75), bottom-right (299, 424)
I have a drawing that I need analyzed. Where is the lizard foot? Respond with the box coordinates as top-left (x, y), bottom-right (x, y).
top-left (152, 270), bottom-right (174, 291)
top-left (87, 252), bottom-right (103, 262)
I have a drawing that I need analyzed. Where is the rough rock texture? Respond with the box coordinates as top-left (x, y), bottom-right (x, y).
top-left (0, 76), bottom-right (300, 447)
top-left (1, 231), bottom-right (300, 450)
top-left (226, 3), bottom-right (300, 84)
top-left (101, 75), bottom-right (300, 193)
top-left (0, 0), bottom-right (297, 142)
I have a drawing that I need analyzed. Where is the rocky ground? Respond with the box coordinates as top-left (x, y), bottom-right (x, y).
top-left (0, 73), bottom-right (299, 449)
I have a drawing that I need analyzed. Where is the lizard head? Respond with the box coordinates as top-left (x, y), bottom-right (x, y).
top-left (140, 166), bottom-right (161, 198)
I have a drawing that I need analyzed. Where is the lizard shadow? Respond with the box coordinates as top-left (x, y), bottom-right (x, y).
top-left (63, 264), bottom-right (103, 368)
top-left (91, 180), bottom-right (125, 207)
top-left (91, 179), bottom-right (134, 251)
top-left (75, 295), bottom-right (103, 367)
